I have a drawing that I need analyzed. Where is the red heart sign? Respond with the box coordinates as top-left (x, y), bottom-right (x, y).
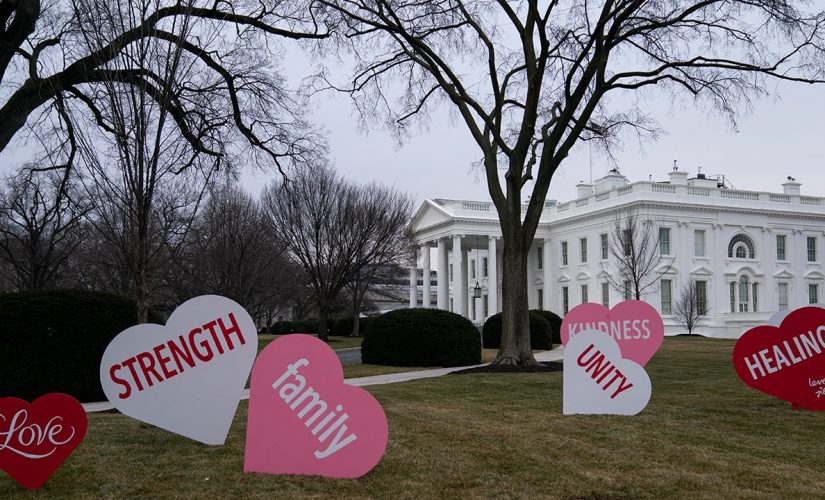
top-left (0, 393), bottom-right (88, 489)
top-left (733, 306), bottom-right (825, 410)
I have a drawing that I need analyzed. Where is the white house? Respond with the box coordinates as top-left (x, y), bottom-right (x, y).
top-left (409, 168), bottom-right (825, 338)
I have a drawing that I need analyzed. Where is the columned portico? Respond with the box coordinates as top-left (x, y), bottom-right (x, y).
top-left (453, 235), bottom-right (466, 316)
top-left (409, 266), bottom-right (416, 307)
top-left (422, 244), bottom-right (431, 308)
top-left (437, 238), bottom-right (448, 309)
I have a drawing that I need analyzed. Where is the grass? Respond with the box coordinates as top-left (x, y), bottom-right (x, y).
top-left (5, 337), bottom-right (825, 498)
top-left (257, 334), bottom-right (363, 353)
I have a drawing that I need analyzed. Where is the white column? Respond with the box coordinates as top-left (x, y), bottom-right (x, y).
top-left (437, 239), bottom-right (448, 309)
top-left (463, 249), bottom-right (470, 318)
top-left (409, 266), bottom-right (417, 307)
top-left (489, 236), bottom-right (498, 315)
top-left (422, 244), bottom-right (431, 308)
top-left (543, 238), bottom-right (552, 309)
top-left (454, 235), bottom-right (466, 317)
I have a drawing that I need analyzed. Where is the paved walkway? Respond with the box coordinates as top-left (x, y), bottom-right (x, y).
top-left (82, 347), bottom-right (565, 413)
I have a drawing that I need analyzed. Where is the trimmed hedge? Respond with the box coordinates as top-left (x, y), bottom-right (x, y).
top-left (268, 321), bottom-right (294, 334)
top-left (362, 308), bottom-right (481, 367)
top-left (0, 289), bottom-right (162, 403)
top-left (332, 317), bottom-right (371, 337)
top-left (482, 311), bottom-right (553, 350)
top-left (530, 309), bottom-right (563, 345)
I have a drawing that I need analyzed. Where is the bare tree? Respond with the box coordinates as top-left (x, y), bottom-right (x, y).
top-left (605, 207), bottom-right (662, 300)
top-left (318, 0), bottom-right (825, 365)
top-left (175, 182), bottom-right (295, 326)
top-left (0, 168), bottom-right (90, 290)
top-left (674, 279), bottom-right (704, 335)
top-left (264, 164), bottom-right (413, 341)
top-left (0, 0), bottom-right (327, 173)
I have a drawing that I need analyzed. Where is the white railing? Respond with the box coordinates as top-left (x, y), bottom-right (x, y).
top-left (721, 190), bottom-right (759, 201)
top-left (769, 194), bottom-right (790, 203)
top-left (576, 199), bottom-right (589, 207)
top-left (557, 202), bottom-right (570, 211)
top-left (617, 186), bottom-right (633, 196)
top-left (462, 202), bottom-right (491, 211)
top-left (688, 187), bottom-right (711, 197)
top-left (652, 184), bottom-right (676, 194)
top-left (802, 196), bottom-right (822, 206)
top-left (596, 192), bottom-right (610, 201)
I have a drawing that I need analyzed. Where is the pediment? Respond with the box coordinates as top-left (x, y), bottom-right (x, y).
top-left (596, 270), bottom-right (611, 279)
top-left (773, 269), bottom-right (795, 280)
top-left (576, 271), bottom-right (591, 280)
top-left (558, 274), bottom-right (570, 283)
top-left (657, 263), bottom-right (678, 275)
top-left (805, 270), bottom-right (825, 280)
top-left (724, 265), bottom-right (763, 278)
top-left (411, 200), bottom-right (453, 233)
top-left (690, 265), bottom-right (713, 276)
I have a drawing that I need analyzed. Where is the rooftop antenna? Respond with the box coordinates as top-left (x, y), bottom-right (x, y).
top-left (698, 166), bottom-right (703, 174)
top-left (673, 160), bottom-right (678, 171)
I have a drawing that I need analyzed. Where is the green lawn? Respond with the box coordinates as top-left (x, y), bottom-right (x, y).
top-left (4, 337), bottom-right (825, 497)
top-left (257, 334), bottom-right (363, 353)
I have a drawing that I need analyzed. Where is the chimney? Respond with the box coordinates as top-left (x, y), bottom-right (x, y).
top-left (668, 169), bottom-right (689, 186)
top-left (576, 182), bottom-right (594, 198)
top-left (782, 176), bottom-right (801, 195)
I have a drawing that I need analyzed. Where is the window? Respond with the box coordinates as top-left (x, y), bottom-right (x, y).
top-left (778, 283), bottom-right (788, 311)
top-left (537, 288), bottom-right (544, 310)
top-left (696, 281), bottom-right (707, 316)
top-left (659, 227), bottom-right (671, 255)
top-left (602, 282), bottom-right (610, 307)
top-left (623, 280), bottom-right (632, 301)
top-left (730, 282), bottom-right (736, 313)
top-left (562, 286), bottom-right (569, 314)
top-left (660, 279), bottom-right (672, 315)
top-left (561, 241), bottom-right (568, 266)
top-left (449, 264), bottom-right (453, 282)
top-left (482, 257), bottom-right (488, 278)
top-left (622, 229), bottom-right (632, 256)
top-left (738, 276), bottom-right (750, 312)
top-left (810, 284), bottom-right (819, 304)
top-left (581, 284), bottom-right (589, 303)
top-left (537, 246), bottom-right (544, 269)
top-left (694, 230), bottom-right (706, 257)
top-left (808, 237), bottom-right (817, 262)
top-left (470, 259), bottom-right (476, 280)
top-left (580, 237), bottom-right (588, 263)
top-left (728, 234), bottom-right (755, 259)
top-left (483, 294), bottom-right (489, 317)
top-left (600, 233), bottom-right (609, 260)
top-left (776, 235), bottom-right (787, 261)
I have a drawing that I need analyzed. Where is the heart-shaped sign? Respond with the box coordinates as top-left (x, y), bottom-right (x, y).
top-left (560, 301), bottom-right (664, 366)
top-left (564, 330), bottom-right (652, 415)
top-left (245, 334), bottom-right (388, 478)
top-left (733, 306), bottom-right (825, 410)
top-left (0, 393), bottom-right (87, 490)
top-left (99, 295), bottom-right (257, 445)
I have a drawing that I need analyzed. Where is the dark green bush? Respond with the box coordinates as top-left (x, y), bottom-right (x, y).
top-left (362, 308), bottom-right (481, 367)
top-left (332, 317), bottom-right (371, 337)
top-left (0, 289), bottom-right (162, 403)
top-left (292, 319), bottom-right (319, 334)
top-left (530, 309), bottom-right (563, 345)
top-left (268, 321), bottom-right (294, 334)
top-left (482, 311), bottom-right (553, 350)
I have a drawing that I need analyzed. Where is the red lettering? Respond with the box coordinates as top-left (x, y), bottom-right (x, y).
top-left (136, 352), bottom-right (163, 389)
top-left (218, 312), bottom-right (245, 350)
top-left (121, 357), bottom-right (144, 392)
top-left (189, 327), bottom-right (214, 362)
top-left (109, 364), bottom-right (132, 399)
top-left (202, 320), bottom-right (225, 355)
top-left (153, 344), bottom-right (178, 379)
top-left (168, 335), bottom-right (195, 373)
top-left (576, 344), bottom-right (598, 367)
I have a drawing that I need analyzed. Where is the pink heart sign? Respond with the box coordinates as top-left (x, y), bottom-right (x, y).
top-left (99, 295), bottom-right (258, 445)
top-left (560, 301), bottom-right (664, 366)
top-left (245, 334), bottom-right (388, 478)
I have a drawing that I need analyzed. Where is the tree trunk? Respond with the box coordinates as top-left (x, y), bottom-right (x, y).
top-left (135, 202), bottom-right (150, 324)
top-left (318, 307), bottom-right (329, 342)
top-left (492, 224), bottom-right (538, 366)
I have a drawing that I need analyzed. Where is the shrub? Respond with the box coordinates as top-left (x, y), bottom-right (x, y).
top-left (0, 289), bottom-right (162, 403)
top-left (530, 309), bottom-right (563, 345)
top-left (482, 311), bottom-right (553, 350)
top-left (332, 317), bottom-right (371, 337)
top-left (292, 319), bottom-right (319, 334)
top-left (362, 308), bottom-right (481, 367)
top-left (268, 321), bottom-right (294, 334)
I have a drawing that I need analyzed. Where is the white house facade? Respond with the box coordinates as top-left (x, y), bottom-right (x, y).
top-left (409, 168), bottom-right (825, 338)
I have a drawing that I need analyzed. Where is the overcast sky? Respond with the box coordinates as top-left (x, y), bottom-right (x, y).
top-left (243, 76), bottom-right (824, 209)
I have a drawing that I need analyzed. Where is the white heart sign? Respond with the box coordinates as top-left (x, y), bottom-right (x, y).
top-left (563, 330), bottom-right (652, 415)
top-left (99, 295), bottom-right (257, 445)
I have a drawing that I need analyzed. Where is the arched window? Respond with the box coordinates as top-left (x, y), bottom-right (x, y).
top-left (738, 276), bottom-right (750, 312)
top-left (728, 234), bottom-right (755, 259)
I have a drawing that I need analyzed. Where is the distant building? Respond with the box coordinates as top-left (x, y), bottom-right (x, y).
top-left (409, 168), bottom-right (825, 338)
